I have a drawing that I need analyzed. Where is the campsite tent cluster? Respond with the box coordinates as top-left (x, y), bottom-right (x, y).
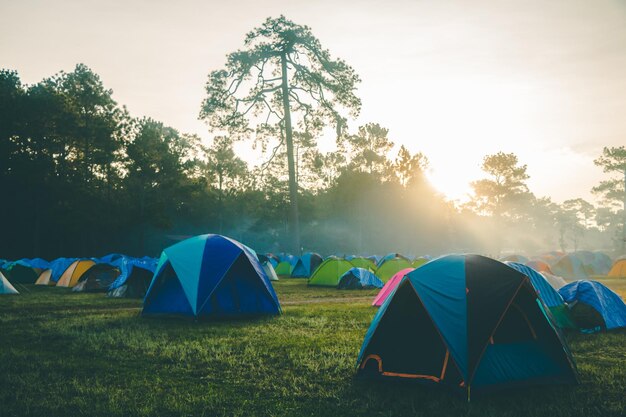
top-left (257, 249), bottom-right (626, 335)
top-left (258, 252), bottom-right (426, 289)
top-left (0, 255), bottom-right (157, 298)
top-left (0, 235), bottom-right (281, 320)
top-left (357, 254), bottom-right (581, 398)
top-left (2, 237), bottom-right (626, 398)
top-left (169, 246), bottom-right (626, 336)
top-left (500, 250), bottom-right (615, 280)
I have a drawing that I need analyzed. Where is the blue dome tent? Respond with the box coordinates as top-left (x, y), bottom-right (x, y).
top-left (291, 252), bottom-right (323, 278)
top-left (376, 253), bottom-right (410, 268)
top-left (357, 254), bottom-right (578, 399)
top-left (337, 267), bottom-right (383, 289)
top-left (143, 234), bottom-right (281, 319)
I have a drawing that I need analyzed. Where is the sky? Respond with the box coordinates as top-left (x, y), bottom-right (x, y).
top-left (1, 0), bottom-right (625, 203)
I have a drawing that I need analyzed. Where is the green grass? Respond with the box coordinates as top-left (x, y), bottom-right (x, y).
top-left (1, 280), bottom-right (625, 417)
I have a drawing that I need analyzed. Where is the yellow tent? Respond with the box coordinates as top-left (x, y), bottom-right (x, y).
top-left (35, 269), bottom-right (54, 286)
top-left (56, 260), bottom-right (96, 287)
top-left (607, 257), bottom-right (626, 278)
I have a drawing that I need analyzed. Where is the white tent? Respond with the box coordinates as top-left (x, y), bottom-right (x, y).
top-left (0, 271), bottom-right (18, 294)
top-left (540, 272), bottom-right (568, 290)
top-left (262, 262), bottom-right (279, 282)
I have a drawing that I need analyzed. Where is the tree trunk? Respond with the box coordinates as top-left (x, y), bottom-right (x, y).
top-left (280, 53), bottom-right (301, 254)
top-left (33, 199), bottom-right (40, 256)
top-left (622, 168), bottom-right (626, 252)
top-left (139, 185), bottom-right (146, 254)
top-left (218, 173), bottom-right (223, 235)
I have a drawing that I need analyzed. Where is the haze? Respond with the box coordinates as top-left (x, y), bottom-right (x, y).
top-left (2, 0), bottom-right (625, 202)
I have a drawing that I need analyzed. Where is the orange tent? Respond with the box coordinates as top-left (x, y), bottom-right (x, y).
top-left (608, 257), bottom-right (626, 278)
top-left (526, 260), bottom-right (553, 274)
top-left (56, 260), bottom-right (96, 287)
top-left (35, 269), bottom-right (54, 286)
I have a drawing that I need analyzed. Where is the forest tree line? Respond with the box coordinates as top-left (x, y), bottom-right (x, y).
top-left (1, 64), bottom-right (624, 260)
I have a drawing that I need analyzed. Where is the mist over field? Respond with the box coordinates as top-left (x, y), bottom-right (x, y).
top-left (2, 1), bottom-right (626, 260)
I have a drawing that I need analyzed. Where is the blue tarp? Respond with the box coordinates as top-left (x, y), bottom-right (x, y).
top-left (143, 234), bottom-right (281, 318)
top-left (108, 256), bottom-right (158, 290)
top-left (16, 258), bottom-right (50, 270)
top-left (559, 280), bottom-right (626, 330)
top-left (1, 258), bottom-right (50, 271)
top-left (97, 253), bottom-right (125, 264)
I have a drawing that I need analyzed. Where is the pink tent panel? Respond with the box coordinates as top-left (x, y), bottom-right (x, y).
top-left (372, 268), bottom-right (415, 307)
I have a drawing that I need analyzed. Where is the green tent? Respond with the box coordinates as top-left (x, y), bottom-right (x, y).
top-left (377, 258), bottom-right (413, 282)
top-left (308, 257), bottom-right (354, 287)
top-left (274, 261), bottom-right (294, 276)
top-left (274, 254), bottom-right (298, 276)
top-left (412, 257), bottom-right (429, 268)
top-left (349, 257), bottom-right (377, 271)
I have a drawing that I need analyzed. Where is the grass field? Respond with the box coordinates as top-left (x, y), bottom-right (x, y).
top-left (1, 279), bottom-right (625, 417)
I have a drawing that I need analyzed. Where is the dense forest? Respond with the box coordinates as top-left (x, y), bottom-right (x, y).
top-left (1, 62), bottom-right (624, 260)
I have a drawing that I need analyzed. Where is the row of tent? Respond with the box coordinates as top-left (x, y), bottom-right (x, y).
top-left (261, 252), bottom-right (429, 287)
top-left (4, 246), bottom-right (623, 335)
top-left (0, 236), bottom-right (281, 319)
top-left (261, 249), bottom-right (626, 335)
top-left (267, 252), bottom-right (429, 278)
top-left (118, 234), bottom-right (626, 336)
top-left (499, 251), bottom-right (626, 279)
top-left (0, 255), bottom-right (157, 298)
top-left (142, 242), bottom-right (619, 398)
top-left (369, 260), bottom-right (626, 333)
top-left (266, 249), bottom-right (626, 289)
top-left (161, 242), bottom-right (622, 397)
top-left (2, 236), bottom-right (626, 399)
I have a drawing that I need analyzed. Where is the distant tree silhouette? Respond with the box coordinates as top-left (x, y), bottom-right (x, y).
top-left (593, 146), bottom-right (626, 251)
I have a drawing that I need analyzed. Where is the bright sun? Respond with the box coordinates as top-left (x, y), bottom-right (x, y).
top-left (394, 76), bottom-right (537, 202)
top-left (426, 166), bottom-right (474, 203)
